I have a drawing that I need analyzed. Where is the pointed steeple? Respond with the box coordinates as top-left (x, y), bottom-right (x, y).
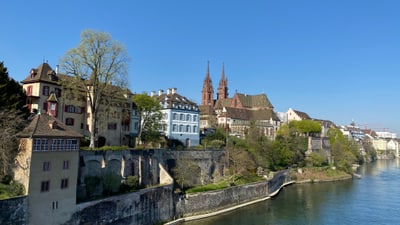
top-left (217, 63), bottom-right (228, 100)
top-left (201, 61), bottom-right (214, 106)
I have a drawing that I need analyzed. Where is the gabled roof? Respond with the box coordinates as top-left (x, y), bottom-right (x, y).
top-left (18, 113), bottom-right (83, 138)
top-left (214, 98), bottom-right (232, 110)
top-left (21, 63), bottom-right (59, 84)
top-left (313, 119), bottom-right (337, 128)
top-left (220, 107), bottom-right (279, 121)
top-left (292, 109), bottom-right (311, 120)
top-left (199, 105), bottom-right (215, 115)
top-left (156, 92), bottom-right (198, 111)
top-left (236, 93), bottom-right (273, 109)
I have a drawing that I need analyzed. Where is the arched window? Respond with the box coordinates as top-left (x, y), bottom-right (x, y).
top-left (179, 125), bottom-right (184, 132)
top-left (186, 125), bottom-right (191, 132)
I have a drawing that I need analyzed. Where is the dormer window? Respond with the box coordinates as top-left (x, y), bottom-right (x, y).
top-left (30, 69), bottom-right (35, 78)
top-left (49, 120), bottom-right (58, 129)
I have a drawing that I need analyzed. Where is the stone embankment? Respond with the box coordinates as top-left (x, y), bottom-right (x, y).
top-left (165, 170), bottom-right (293, 225)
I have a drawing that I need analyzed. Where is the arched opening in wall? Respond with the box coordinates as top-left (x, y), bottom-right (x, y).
top-left (166, 159), bottom-right (176, 176)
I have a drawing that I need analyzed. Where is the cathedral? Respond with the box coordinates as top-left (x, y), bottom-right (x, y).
top-left (199, 62), bottom-right (281, 139)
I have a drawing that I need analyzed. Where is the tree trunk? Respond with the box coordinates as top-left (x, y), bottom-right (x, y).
top-left (89, 110), bottom-right (96, 148)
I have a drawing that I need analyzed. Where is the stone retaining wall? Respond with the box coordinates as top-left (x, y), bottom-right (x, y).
top-left (175, 170), bottom-right (290, 219)
top-left (0, 196), bottom-right (28, 225)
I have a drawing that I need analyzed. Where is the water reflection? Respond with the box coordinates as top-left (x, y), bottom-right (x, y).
top-left (184, 159), bottom-right (400, 225)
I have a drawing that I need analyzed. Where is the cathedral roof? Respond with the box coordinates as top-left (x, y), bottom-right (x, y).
top-left (235, 93), bottom-right (273, 109)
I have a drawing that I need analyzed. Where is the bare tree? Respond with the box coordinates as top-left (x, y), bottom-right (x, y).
top-left (60, 30), bottom-right (129, 148)
top-left (0, 110), bottom-right (26, 180)
top-left (172, 158), bottom-right (200, 190)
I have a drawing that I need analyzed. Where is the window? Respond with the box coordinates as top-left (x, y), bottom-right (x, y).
top-left (65, 105), bottom-right (83, 114)
top-left (65, 139), bottom-right (78, 151)
top-left (33, 139), bottom-right (48, 151)
top-left (108, 123), bottom-right (117, 130)
top-left (193, 126), bottom-right (197, 133)
top-left (179, 125), bottom-right (183, 132)
top-left (52, 201), bottom-right (58, 210)
top-left (43, 161), bottom-right (50, 171)
top-left (173, 124), bottom-right (177, 132)
top-left (27, 86), bottom-right (33, 96)
top-left (41, 181), bottom-right (50, 192)
top-left (193, 115), bottom-right (197, 121)
top-left (61, 178), bottom-right (69, 189)
top-left (65, 118), bottom-right (74, 126)
top-left (173, 113), bottom-right (177, 120)
top-left (42, 86), bottom-right (50, 96)
top-left (51, 139), bottom-right (65, 151)
top-left (180, 114), bottom-right (184, 120)
top-left (63, 160), bottom-right (69, 170)
top-left (43, 102), bottom-right (48, 112)
top-left (55, 88), bottom-right (62, 98)
top-left (186, 114), bottom-right (191, 121)
top-left (186, 125), bottom-right (190, 132)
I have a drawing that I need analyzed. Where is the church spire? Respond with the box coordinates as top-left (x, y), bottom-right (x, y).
top-left (217, 63), bottom-right (228, 100)
top-left (201, 61), bottom-right (214, 106)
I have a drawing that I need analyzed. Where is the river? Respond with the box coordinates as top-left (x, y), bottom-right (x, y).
top-left (183, 159), bottom-right (400, 225)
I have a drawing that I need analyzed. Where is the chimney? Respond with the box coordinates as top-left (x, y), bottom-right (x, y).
top-left (167, 88), bottom-right (171, 95)
top-left (158, 89), bottom-right (164, 96)
top-left (55, 65), bottom-right (59, 75)
top-left (171, 88), bottom-right (177, 94)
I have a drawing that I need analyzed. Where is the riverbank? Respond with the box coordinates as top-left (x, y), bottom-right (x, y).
top-left (164, 167), bottom-right (353, 225)
top-left (164, 180), bottom-right (295, 225)
top-left (293, 167), bottom-right (353, 183)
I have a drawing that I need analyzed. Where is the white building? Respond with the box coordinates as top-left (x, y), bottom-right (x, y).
top-left (154, 88), bottom-right (200, 147)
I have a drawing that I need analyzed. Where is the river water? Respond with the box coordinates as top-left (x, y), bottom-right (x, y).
top-left (184, 159), bottom-right (400, 225)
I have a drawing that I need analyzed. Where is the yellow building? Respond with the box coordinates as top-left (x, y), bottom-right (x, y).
top-left (21, 63), bottom-right (138, 146)
top-left (15, 113), bottom-right (82, 224)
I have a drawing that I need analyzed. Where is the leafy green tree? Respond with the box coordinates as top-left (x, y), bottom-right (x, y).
top-left (289, 120), bottom-right (322, 136)
top-left (202, 127), bottom-right (227, 149)
top-left (327, 128), bottom-right (359, 172)
top-left (102, 172), bottom-right (121, 196)
top-left (0, 62), bottom-right (28, 180)
top-left (0, 62), bottom-right (28, 113)
top-left (305, 151), bottom-right (328, 167)
top-left (132, 93), bottom-right (163, 145)
top-left (225, 137), bottom-right (257, 182)
top-left (60, 30), bottom-right (130, 148)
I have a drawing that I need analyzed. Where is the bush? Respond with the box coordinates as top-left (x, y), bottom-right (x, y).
top-left (102, 173), bottom-right (121, 196)
top-left (209, 140), bottom-right (225, 149)
top-left (120, 176), bottom-right (140, 193)
top-left (84, 176), bottom-right (102, 198)
top-left (97, 136), bottom-right (106, 147)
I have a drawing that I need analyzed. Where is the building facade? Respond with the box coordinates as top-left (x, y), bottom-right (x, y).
top-left (14, 113), bottom-right (82, 224)
top-left (155, 88), bottom-right (200, 147)
top-left (199, 63), bottom-right (280, 139)
top-left (20, 63), bottom-right (139, 147)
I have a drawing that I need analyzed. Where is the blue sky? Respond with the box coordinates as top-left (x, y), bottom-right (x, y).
top-left (2, 0), bottom-right (400, 134)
